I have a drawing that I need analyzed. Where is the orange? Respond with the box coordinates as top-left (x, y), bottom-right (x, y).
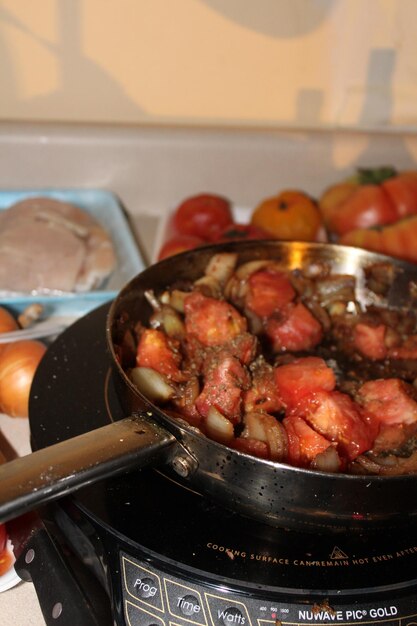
top-left (251, 190), bottom-right (323, 241)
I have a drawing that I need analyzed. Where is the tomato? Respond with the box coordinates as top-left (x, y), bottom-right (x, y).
top-left (173, 193), bottom-right (233, 240)
top-left (319, 166), bottom-right (417, 237)
top-left (357, 378), bottom-right (417, 426)
top-left (283, 414), bottom-right (334, 467)
top-left (214, 223), bottom-right (269, 242)
top-left (0, 549), bottom-right (12, 577)
top-left (136, 328), bottom-right (184, 382)
top-left (0, 524), bottom-right (6, 553)
top-left (388, 334), bottom-right (417, 359)
top-left (158, 235), bottom-right (205, 260)
top-left (250, 190), bottom-right (323, 241)
top-left (340, 214), bottom-right (417, 264)
top-left (296, 390), bottom-right (375, 461)
top-left (324, 185), bottom-right (397, 236)
top-left (265, 302), bottom-right (323, 353)
top-left (243, 364), bottom-right (285, 414)
top-left (274, 356), bottom-right (336, 409)
top-left (383, 170), bottom-right (417, 218)
top-left (353, 323), bottom-right (387, 360)
top-left (184, 291), bottom-right (247, 346)
top-left (195, 353), bottom-right (249, 423)
top-left (245, 268), bottom-right (296, 318)
top-left (0, 523), bottom-right (12, 576)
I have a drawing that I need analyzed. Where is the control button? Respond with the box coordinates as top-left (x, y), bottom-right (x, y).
top-left (178, 595), bottom-right (202, 617)
top-left (164, 579), bottom-right (207, 625)
top-left (135, 577), bottom-right (158, 599)
top-left (205, 593), bottom-right (251, 626)
top-left (125, 599), bottom-right (166, 626)
top-left (218, 607), bottom-right (245, 626)
top-left (122, 556), bottom-right (164, 612)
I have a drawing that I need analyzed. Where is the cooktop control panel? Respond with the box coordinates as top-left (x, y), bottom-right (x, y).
top-left (119, 551), bottom-right (417, 626)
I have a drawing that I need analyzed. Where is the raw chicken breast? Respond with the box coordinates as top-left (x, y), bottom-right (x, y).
top-left (0, 197), bottom-right (116, 294)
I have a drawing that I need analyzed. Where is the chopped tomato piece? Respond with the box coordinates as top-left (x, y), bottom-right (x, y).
top-left (371, 423), bottom-right (412, 454)
top-left (266, 302), bottom-right (323, 352)
top-left (231, 437), bottom-right (270, 460)
top-left (274, 356), bottom-right (336, 409)
top-left (295, 390), bottom-right (376, 461)
top-left (172, 376), bottom-right (202, 428)
top-left (184, 291), bottom-right (247, 346)
top-left (357, 378), bottom-right (417, 426)
top-left (195, 351), bottom-right (250, 423)
top-left (388, 334), bottom-right (417, 359)
top-left (224, 332), bottom-right (258, 365)
top-left (354, 323), bottom-right (387, 360)
top-left (244, 361), bottom-right (285, 414)
top-left (136, 328), bottom-right (184, 382)
top-left (283, 414), bottom-right (335, 468)
top-left (246, 269), bottom-right (296, 318)
top-left (183, 332), bottom-right (257, 375)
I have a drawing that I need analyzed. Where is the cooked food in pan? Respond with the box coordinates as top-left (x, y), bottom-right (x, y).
top-left (125, 252), bottom-right (417, 476)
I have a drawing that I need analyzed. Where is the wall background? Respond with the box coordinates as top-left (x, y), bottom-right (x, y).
top-left (1, 0), bottom-right (416, 130)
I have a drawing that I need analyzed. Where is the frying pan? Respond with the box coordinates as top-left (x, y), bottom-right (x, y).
top-left (1, 240), bottom-right (417, 533)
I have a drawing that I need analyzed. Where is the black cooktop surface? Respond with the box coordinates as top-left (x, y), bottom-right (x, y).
top-left (29, 304), bottom-right (417, 596)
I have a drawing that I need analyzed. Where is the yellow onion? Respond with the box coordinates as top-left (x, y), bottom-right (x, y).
top-left (0, 306), bottom-right (20, 358)
top-left (0, 340), bottom-right (47, 418)
top-left (0, 307), bottom-right (19, 334)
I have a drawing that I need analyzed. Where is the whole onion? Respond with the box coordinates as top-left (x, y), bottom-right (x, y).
top-left (0, 340), bottom-right (46, 418)
top-left (0, 306), bottom-right (19, 358)
top-left (0, 306), bottom-right (19, 334)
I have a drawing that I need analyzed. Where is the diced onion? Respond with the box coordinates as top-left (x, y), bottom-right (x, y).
top-left (206, 406), bottom-right (234, 443)
top-left (242, 412), bottom-right (287, 462)
top-left (160, 289), bottom-right (188, 313)
top-left (311, 445), bottom-right (341, 473)
top-left (234, 260), bottom-right (272, 281)
top-left (150, 305), bottom-right (185, 339)
top-left (130, 367), bottom-right (175, 402)
top-left (194, 275), bottom-right (223, 298)
top-left (204, 253), bottom-right (238, 285)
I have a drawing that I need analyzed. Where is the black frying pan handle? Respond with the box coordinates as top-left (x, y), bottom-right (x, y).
top-left (0, 413), bottom-right (178, 524)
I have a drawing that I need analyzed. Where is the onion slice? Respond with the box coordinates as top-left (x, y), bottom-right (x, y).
top-left (130, 367), bottom-right (175, 402)
top-left (206, 406), bottom-right (234, 443)
top-left (204, 253), bottom-right (238, 285)
top-left (242, 412), bottom-right (288, 462)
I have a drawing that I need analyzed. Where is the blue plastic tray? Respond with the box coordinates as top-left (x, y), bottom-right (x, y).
top-left (0, 188), bottom-right (146, 335)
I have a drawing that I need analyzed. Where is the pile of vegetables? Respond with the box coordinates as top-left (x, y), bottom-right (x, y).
top-left (158, 166), bottom-right (417, 264)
